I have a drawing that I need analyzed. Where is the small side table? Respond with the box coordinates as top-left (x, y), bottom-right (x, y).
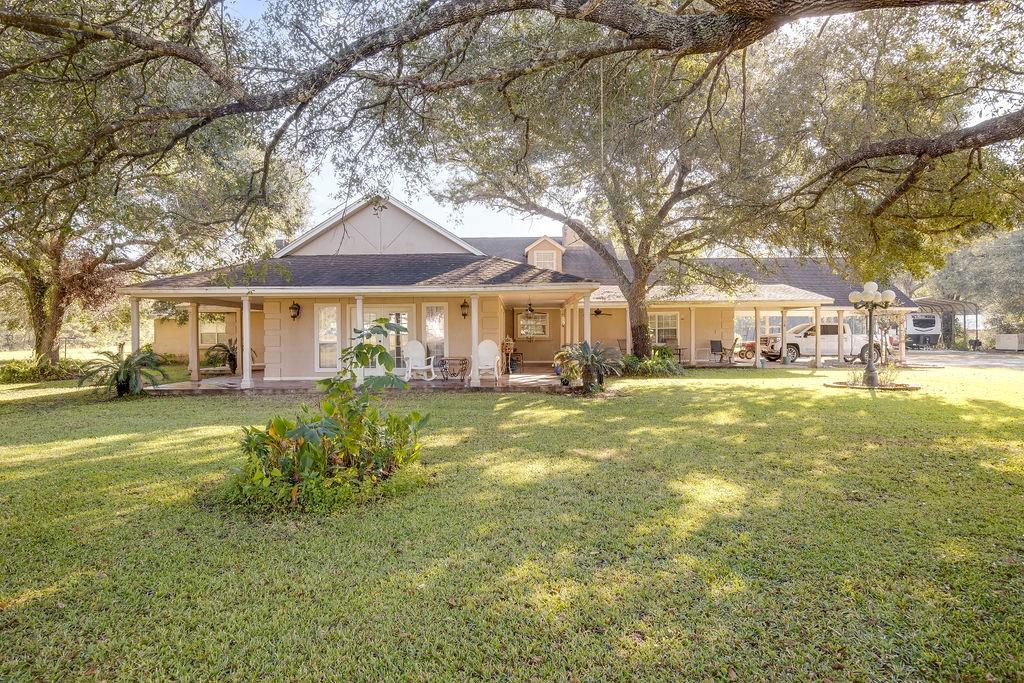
top-left (438, 357), bottom-right (469, 381)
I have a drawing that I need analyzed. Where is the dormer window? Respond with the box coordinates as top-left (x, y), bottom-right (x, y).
top-left (534, 250), bottom-right (556, 271)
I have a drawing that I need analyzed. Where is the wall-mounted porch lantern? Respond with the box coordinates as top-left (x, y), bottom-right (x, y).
top-left (460, 299), bottom-right (469, 319)
top-left (288, 301), bottom-right (301, 320)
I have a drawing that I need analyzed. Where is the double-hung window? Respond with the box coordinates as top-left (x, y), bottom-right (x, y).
top-left (315, 304), bottom-right (339, 371)
top-left (648, 312), bottom-right (679, 346)
top-left (533, 251), bottom-right (557, 271)
top-left (199, 316), bottom-right (227, 346)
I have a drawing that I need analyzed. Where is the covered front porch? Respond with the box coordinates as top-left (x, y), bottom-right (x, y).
top-left (123, 281), bottom-right (600, 392)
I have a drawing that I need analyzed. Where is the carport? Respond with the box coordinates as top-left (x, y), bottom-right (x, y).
top-left (913, 297), bottom-right (981, 349)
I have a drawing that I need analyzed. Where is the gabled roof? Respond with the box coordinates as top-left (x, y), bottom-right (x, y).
top-left (274, 196), bottom-right (485, 257)
top-left (523, 236), bottom-right (565, 253)
top-left (131, 254), bottom-right (592, 291)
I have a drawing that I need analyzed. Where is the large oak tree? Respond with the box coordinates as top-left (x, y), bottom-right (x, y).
top-left (1, 0), bottom-right (1022, 358)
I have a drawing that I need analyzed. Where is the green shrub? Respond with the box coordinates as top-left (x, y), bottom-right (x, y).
top-left (553, 341), bottom-right (622, 392)
top-left (221, 318), bottom-right (427, 513)
top-left (0, 357), bottom-right (86, 383)
top-left (77, 344), bottom-right (168, 396)
top-left (620, 354), bottom-right (685, 377)
top-left (650, 346), bottom-right (675, 362)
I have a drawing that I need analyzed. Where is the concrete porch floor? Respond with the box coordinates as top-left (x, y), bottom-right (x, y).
top-left (146, 370), bottom-right (568, 395)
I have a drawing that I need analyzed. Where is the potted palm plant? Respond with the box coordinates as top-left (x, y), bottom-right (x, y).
top-left (77, 344), bottom-right (168, 397)
top-left (204, 338), bottom-right (251, 374)
top-left (554, 342), bottom-right (622, 392)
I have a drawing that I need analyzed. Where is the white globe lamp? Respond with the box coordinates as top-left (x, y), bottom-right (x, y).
top-left (849, 281), bottom-right (896, 388)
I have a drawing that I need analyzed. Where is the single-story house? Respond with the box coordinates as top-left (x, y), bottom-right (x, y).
top-left (123, 196), bottom-right (915, 387)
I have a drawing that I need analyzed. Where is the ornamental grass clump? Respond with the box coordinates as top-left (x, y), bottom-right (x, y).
top-left (222, 318), bottom-right (427, 512)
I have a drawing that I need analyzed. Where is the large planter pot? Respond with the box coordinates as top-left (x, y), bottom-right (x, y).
top-left (116, 379), bottom-right (131, 397)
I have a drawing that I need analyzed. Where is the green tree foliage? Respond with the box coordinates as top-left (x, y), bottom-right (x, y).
top-left (928, 230), bottom-right (1024, 333)
top-left (372, 9), bottom-right (1021, 355)
top-left (0, 2), bottom-right (308, 361)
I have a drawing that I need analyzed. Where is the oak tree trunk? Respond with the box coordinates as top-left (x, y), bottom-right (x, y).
top-left (24, 275), bottom-right (67, 364)
top-left (624, 282), bottom-right (652, 358)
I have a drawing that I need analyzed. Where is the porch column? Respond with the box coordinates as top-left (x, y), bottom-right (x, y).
top-left (583, 293), bottom-right (592, 345)
top-left (129, 297), bottom-right (140, 353)
top-left (779, 308), bottom-right (787, 364)
top-left (838, 309), bottom-right (846, 363)
top-left (470, 294), bottom-right (480, 387)
top-left (753, 307), bottom-right (761, 368)
top-left (899, 315), bottom-right (907, 364)
top-left (188, 302), bottom-right (200, 381)
top-left (688, 306), bottom-right (696, 365)
top-left (561, 306), bottom-right (567, 346)
top-left (813, 305), bottom-right (822, 368)
top-left (569, 301), bottom-right (576, 345)
top-left (624, 303), bottom-right (632, 355)
top-left (355, 295), bottom-right (364, 386)
top-left (240, 295), bottom-right (253, 389)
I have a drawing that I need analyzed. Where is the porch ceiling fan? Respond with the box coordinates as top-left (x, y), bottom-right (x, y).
top-left (591, 308), bottom-right (614, 317)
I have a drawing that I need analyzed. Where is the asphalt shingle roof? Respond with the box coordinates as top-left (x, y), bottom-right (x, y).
top-left (137, 254), bottom-right (592, 289)
top-left (465, 237), bottom-right (631, 284)
top-left (464, 238), bottom-right (914, 307)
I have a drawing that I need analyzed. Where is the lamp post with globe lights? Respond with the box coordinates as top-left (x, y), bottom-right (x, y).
top-left (848, 282), bottom-right (897, 387)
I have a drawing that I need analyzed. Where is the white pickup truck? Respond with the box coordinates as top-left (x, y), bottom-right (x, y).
top-left (761, 322), bottom-right (878, 363)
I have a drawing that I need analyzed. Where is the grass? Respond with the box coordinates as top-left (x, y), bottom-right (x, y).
top-left (1, 367), bottom-right (1023, 681)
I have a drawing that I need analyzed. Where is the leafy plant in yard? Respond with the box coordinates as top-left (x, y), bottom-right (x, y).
top-left (76, 344), bottom-right (168, 396)
top-left (0, 356), bottom-right (85, 383)
top-left (204, 338), bottom-right (253, 374)
top-left (222, 318), bottom-right (427, 512)
top-left (621, 354), bottom-right (685, 377)
top-left (554, 341), bottom-right (623, 392)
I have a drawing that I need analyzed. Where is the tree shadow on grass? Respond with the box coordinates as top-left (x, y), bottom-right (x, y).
top-left (1, 377), bottom-right (1023, 680)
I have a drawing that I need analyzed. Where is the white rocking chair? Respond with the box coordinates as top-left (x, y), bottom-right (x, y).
top-left (403, 340), bottom-right (436, 381)
top-left (476, 339), bottom-right (501, 385)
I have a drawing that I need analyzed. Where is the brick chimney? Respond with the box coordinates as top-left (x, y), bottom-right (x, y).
top-left (562, 223), bottom-right (585, 249)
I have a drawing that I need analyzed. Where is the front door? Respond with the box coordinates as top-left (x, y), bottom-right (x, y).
top-left (348, 305), bottom-right (414, 375)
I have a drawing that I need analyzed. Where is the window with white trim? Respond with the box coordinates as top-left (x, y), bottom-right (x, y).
top-left (533, 250), bottom-right (557, 271)
top-left (517, 311), bottom-right (550, 339)
top-left (199, 316), bottom-right (227, 346)
top-left (423, 304), bottom-right (447, 359)
top-left (315, 304), bottom-right (339, 371)
top-left (648, 312), bottom-right (679, 346)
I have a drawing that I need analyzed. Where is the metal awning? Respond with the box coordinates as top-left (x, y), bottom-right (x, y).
top-left (913, 297), bottom-right (981, 345)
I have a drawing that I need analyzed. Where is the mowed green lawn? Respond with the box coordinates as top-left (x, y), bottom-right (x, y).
top-left (2, 368), bottom-right (1023, 681)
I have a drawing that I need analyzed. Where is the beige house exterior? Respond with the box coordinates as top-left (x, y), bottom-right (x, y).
top-left (124, 196), bottom-right (914, 388)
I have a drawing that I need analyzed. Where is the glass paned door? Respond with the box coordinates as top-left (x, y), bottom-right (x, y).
top-left (352, 305), bottom-right (413, 375)
top-left (423, 304), bottom-right (447, 360)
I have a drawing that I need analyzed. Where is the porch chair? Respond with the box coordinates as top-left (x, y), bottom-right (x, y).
top-left (709, 339), bottom-right (734, 364)
top-left (476, 339), bottom-right (501, 385)
top-left (403, 340), bottom-right (437, 381)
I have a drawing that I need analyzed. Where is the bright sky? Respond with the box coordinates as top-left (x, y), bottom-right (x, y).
top-left (230, 0), bottom-right (561, 238)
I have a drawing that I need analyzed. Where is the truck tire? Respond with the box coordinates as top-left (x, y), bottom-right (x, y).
top-left (785, 345), bottom-right (800, 363)
top-left (858, 343), bottom-right (881, 364)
